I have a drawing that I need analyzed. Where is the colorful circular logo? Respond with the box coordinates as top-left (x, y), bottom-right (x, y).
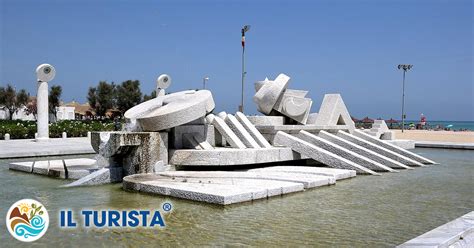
top-left (6, 199), bottom-right (49, 242)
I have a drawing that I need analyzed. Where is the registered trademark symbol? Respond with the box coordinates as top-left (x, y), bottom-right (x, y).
top-left (162, 202), bottom-right (172, 212)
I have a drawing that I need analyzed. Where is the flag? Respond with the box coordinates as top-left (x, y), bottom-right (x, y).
top-left (241, 29), bottom-right (245, 47)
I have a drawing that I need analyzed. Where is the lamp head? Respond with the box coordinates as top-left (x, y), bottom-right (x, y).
top-left (36, 64), bottom-right (56, 82)
top-left (242, 25), bottom-right (251, 33)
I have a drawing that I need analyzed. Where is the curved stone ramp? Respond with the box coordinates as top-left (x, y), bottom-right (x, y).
top-left (318, 130), bottom-right (408, 170)
top-left (274, 131), bottom-right (379, 175)
top-left (247, 166), bottom-right (356, 180)
top-left (296, 131), bottom-right (396, 173)
top-left (125, 90), bottom-right (215, 131)
top-left (123, 173), bottom-right (305, 205)
top-left (158, 171), bottom-right (335, 189)
top-left (352, 130), bottom-right (437, 165)
top-left (337, 131), bottom-right (423, 167)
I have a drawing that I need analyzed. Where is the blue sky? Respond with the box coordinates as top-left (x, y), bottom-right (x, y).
top-left (1, 0), bottom-right (472, 121)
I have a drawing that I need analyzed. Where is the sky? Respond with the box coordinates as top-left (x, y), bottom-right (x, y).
top-left (1, 0), bottom-right (472, 121)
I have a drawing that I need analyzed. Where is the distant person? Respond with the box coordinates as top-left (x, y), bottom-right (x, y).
top-left (420, 113), bottom-right (427, 130)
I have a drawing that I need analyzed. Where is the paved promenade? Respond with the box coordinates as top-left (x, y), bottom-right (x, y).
top-left (398, 211), bottom-right (474, 247)
top-left (415, 141), bottom-right (474, 150)
top-left (0, 138), bottom-right (95, 159)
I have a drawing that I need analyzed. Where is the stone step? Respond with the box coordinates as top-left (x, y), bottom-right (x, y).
top-left (236, 112), bottom-right (272, 148)
top-left (296, 131), bottom-right (396, 172)
top-left (273, 131), bottom-right (379, 175)
top-left (318, 130), bottom-right (406, 170)
top-left (337, 131), bottom-right (422, 167)
top-left (353, 130), bottom-right (437, 164)
top-left (224, 113), bottom-right (261, 148)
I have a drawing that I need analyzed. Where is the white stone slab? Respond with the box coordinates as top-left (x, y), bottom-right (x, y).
top-left (386, 139), bottom-right (415, 149)
top-left (246, 115), bottom-right (285, 126)
top-left (208, 114), bottom-right (246, 149)
top-left (123, 173), bottom-right (304, 205)
top-left (224, 114), bottom-right (261, 148)
top-left (9, 162), bottom-right (34, 173)
top-left (159, 171), bottom-right (335, 189)
top-left (248, 166), bottom-right (356, 180)
top-left (318, 130), bottom-right (410, 170)
top-left (337, 131), bottom-right (423, 167)
top-left (297, 131), bottom-right (396, 172)
top-left (274, 131), bottom-right (379, 175)
top-left (353, 130), bottom-right (436, 164)
top-left (169, 147), bottom-right (305, 166)
top-left (9, 158), bottom-right (98, 179)
top-left (235, 112), bottom-right (272, 148)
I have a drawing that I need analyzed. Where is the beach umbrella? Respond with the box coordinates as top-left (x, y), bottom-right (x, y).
top-left (386, 118), bottom-right (398, 124)
top-left (361, 117), bottom-right (374, 123)
top-left (351, 116), bottom-right (360, 123)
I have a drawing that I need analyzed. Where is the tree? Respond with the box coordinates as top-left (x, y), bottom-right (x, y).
top-left (88, 81), bottom-right (116, 118)
top-left (143, 90), bottom-right (157, 102)
top-left (87, 87), bottom-right (97, 110)
top-left (0, 84), bottom-right (29, 120)
top-left (49, 85), bottom-right (62, 122)
top-left (116, 80), bottom-right (142, 115)
top-left (26, 98), bottom-right (38, 120)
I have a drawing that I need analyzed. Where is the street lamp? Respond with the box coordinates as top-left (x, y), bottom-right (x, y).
top-left (203, 76), bottom-right (209, 89)
top-left (398, 64), bottom-right (413, 133)
top-left (240, 24), bottom-right (251, 112)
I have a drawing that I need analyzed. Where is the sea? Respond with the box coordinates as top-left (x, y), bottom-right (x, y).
top-left (405, 120), bottom-right (474, 131)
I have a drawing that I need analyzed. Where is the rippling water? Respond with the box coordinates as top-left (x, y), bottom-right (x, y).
top-left (0, 149), bottom-right (472, 247)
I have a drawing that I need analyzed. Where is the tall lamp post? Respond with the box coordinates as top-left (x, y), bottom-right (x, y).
top-left (202, 76), bottom-right (209, 89)
top-left (240, 24), bottom-right (251, 112)
top-left (398, 64), bottom-right (413, 133)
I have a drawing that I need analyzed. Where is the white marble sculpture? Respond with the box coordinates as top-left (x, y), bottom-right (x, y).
top-left (35, 64), bottom-right (56, 141)
top-left (253, 73), bottom-right (313, 124)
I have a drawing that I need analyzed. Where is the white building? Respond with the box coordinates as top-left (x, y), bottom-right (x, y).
top-left (0, 106), bottom-right (36, 121)
top-left (56, 106), bottom-right (75, 120)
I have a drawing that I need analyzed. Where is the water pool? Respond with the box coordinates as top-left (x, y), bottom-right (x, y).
top-left (0, 148), bottom-right (472, 247)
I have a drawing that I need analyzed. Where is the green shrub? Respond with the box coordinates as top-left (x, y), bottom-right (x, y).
top-left (0, 120), bottom-right (116, 139)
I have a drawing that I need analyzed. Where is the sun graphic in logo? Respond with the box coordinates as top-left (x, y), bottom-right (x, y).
top-left (6, 199), bottom-right (49, 242)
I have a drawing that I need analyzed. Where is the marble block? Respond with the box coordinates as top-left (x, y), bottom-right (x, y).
top-left (314, 94), bottom-right (355, 133)
top-left (253, 74), bottom-right (290, 115)
top-left (224, 114), bottom-right (261, 148)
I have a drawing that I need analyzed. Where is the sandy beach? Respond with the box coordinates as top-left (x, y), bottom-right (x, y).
top-left (393, 130), bottom-right (474, 143)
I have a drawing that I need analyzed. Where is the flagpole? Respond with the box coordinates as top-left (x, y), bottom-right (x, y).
top-left (240, 44), bottom-right (245, 112)
top-left (240, 25), bottom-right (250, 113)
